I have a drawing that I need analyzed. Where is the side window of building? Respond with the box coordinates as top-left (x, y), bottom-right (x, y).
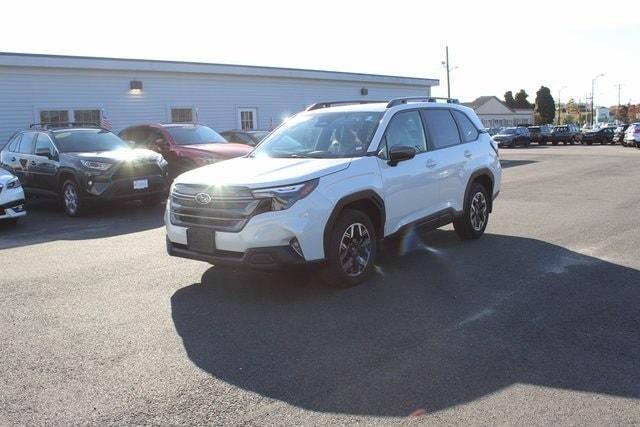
top-left (452, 110), bottom-right (479, 142)
top-left (6, 133), bottom-right (22, 152)
top-left (382, 110), bottom-right (427, 158)
top-left (17, 132), bottom-right (37, 154)
top-left (421, 109), bottom-right (461, 149)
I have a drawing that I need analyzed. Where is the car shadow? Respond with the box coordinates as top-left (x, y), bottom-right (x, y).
top-left (0, 197), bottom-right (165, 249)
top-left (170, 229), bottom-right (640, 417)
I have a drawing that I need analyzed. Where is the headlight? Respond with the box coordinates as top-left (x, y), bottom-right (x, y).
top-left (6, 177), bottom-right (21, 189)
top-left (251, 179), bottom-right (319, 211)
top-left (80, 160), bottom-right (113, 171)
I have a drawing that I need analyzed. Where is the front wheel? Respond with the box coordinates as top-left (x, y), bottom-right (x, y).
top-left (322, 209), bottom-right (377, 288)
top-left (61, 179), bottom-right (84, 217)
top-left (454, 183), bottom-right (489, 240)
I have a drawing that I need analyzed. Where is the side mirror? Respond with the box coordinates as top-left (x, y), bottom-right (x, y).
top-left (387, 145), bottom-right (416, 166)
top-left (35, 147), bottom-right (53, 159)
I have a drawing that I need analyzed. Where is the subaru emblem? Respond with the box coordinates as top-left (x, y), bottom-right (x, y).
top-left (195, 192), bottom-right (212, 205)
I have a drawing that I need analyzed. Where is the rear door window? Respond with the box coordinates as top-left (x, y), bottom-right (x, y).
top-left (421, 109), bottom-right (461, 149)
top-left (17, 132), bottom-right (36, 154)
top-left (452, 110), bottom-right (479, 142)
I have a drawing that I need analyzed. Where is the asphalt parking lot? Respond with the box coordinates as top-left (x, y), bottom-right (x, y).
top-left (1, 145), bottom-right (639, 425)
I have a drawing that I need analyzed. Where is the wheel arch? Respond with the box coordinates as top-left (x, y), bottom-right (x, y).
top-left (322, 190), bottom-right (385, 258)
top-left (464, 169), bottom-right (495, 213)
top-left (57, 168), bottom-right (81, 192)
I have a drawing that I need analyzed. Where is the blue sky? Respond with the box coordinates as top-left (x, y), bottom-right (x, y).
top-left (2, 0), bottom-right (639, 106)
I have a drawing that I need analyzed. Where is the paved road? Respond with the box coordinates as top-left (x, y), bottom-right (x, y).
top-left (1, 145), bottom-right (639, 425)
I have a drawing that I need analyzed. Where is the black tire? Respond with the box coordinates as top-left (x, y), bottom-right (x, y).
top-left (552, 141), bottom-right (558, 146)
top-left (539, 140), bottom-right (547, 146)
top-left (61, 179), bottom-right (84, 217)
top-left (321, 209), bottom-right (377, 288)
top-left (586, 141), bottom-right (593, 146)
top-left (141, 195), bottom-right (165, 207)
top-left (453, 183), bottom-right (489, 240)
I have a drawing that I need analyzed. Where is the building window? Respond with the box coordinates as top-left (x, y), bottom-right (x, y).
top-left (40, 110), bottom-right (69, 125)
top-left (171, 108), bottom-right (193, 123)
top-left (74, 109), bottom-right (101, 124)
top-left (238, 108), bottom-right (257, 130)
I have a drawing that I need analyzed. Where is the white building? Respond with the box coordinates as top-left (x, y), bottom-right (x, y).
top-left (463, 96), bottom-right (534, 128)
top-left (0, 52), bottom-right (438, 142)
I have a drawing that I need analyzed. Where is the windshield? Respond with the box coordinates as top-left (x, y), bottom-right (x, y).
top-left (53, 129), bottom-right (130, 153)
top-left (250, 111), bottom-right (382, 158)
top-left (250, 131), bottom-right (270, 142)
top-left (501, 128), bottom-right (517, 135)
top-left (165, 125), bottom-right (226, 145)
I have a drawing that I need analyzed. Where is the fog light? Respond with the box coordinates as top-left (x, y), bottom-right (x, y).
top-left (290, 238), bottom-right (304, 258)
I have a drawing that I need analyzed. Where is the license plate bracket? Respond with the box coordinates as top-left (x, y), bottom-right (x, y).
top-left (186, 228), bottom-right (216, 254)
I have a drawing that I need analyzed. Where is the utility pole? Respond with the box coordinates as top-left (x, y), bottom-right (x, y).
top-left (557, 85), bottom-right (567, 125)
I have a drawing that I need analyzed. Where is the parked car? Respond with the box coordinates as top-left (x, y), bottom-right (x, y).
top-left (581, 126), bottom-right (615, 145)
top-left (528, 124), bottom-right (553, 145)
top-left (624, 123), bottom-right (640, 148)
top-left (0, 123), bottom-right (169, 217)
top-left (492, 127), bottom-right (531, 148)
top-left (119, 124), bottom-right (253, 178)
top-left (550, 125), bottom-right (579, 145)
top-left (0, 167), bottom-right (26, 224)
top-left (165, 97), bottom-right (502, 287)
top-left (613, 124), bottom-right (629, 145)
top-left (220, 130), bottom-right (270, 146)
top-left (484, 127), bottom-right (501, 136)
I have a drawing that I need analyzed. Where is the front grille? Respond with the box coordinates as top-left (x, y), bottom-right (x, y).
top-left (112, 162), bottom-right (162, 180)
top-left (170, 184), bottom-right (271, 232)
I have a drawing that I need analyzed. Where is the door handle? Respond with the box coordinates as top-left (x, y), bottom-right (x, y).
top-left (425, 159), bottom-right (437, 168)
top-left (464, 150), bottom-right (472, 158)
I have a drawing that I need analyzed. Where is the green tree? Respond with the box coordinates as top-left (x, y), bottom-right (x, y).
top-left (514, 89), bottom-right (532, 108)
top-left (533, 86), bottom-right (555, 124)
top-left (504, 91), bottom-right (516, 108)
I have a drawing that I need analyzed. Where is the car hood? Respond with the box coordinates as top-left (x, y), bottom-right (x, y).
top-left (64, 148), bottom-right (161, 163)
top-left (0, 167), bottom-right (17, 184)
top-left (179, 143), bottom-right (252, 158)
top-left (176, 157), bottom-right (352, 189)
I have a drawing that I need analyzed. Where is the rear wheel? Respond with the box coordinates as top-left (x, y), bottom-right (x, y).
top-left (322, 209), bottom-right (377, 288)
top-left (61, 179), bottom-right (84, 217)
top-left (454, 183), bottom-right (489, 240)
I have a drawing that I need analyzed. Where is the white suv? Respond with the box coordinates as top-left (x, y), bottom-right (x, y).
top-left (165, 97), bottom-right (502, 286)
top-left (0, 167), bottom-right (27, 224)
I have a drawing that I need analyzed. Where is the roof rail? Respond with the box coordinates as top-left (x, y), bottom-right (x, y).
top-left (305, 100), bottom-right (385, 111)
top-left (386, 97), bottom-right (459, 108)
top-left (29, 122), bottom-right (103, 130)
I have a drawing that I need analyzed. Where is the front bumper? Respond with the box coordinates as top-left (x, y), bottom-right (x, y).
top-left (0, 198), bottom-right (27, 220)
top-left (84, 175), bottom-right (169, 201)
top-left (165, 190), bottom-right (333, 267)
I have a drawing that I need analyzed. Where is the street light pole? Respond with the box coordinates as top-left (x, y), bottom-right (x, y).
top-left (557, 85), bottom-right (567, 125)
top-left (591, 73), bottom-right (604, 126)
top-left (445, 46), bottom-right (450, 98)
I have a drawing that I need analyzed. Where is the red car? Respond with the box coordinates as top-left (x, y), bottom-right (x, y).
top-left (119, 123), bottom-right (252, 178)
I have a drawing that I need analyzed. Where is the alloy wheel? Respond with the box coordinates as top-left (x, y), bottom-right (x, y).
top-left (338, 222), bottom-right (372, 277)
top-left (470, 191), bottom-right (487, 231)
top-left (64, 184), bottom-right (78, 215)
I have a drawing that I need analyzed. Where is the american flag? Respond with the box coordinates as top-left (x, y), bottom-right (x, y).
top-left (100, 108), bottom-right (112, 130)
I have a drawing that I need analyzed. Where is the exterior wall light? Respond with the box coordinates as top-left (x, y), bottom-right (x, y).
top-left (130, 80), bottom-right (143, 94)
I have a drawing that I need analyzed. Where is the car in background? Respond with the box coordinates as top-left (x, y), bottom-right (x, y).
top-left (220, 130), bottom-right (270, 146)
top-left (492, 127), bottom-right (531, 148)
top-left (0, 123), bottom-right (169, 217)
top-left (0, 167), bottom-right (26, 225)
top-left (581, 126), bottom-right (615, 145)
top-left (484, 127), bottom-right (502, 136)
top-left (624, 123), bottom-right (640, 148)
top-left (119, 124), bottom-right (253, 178)
top-left (613, 124), bottom-right (629, 145)
top-left (528, 124), bottom-right (553, 145)
top-left (550, 125), bottom-right (579, 145)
